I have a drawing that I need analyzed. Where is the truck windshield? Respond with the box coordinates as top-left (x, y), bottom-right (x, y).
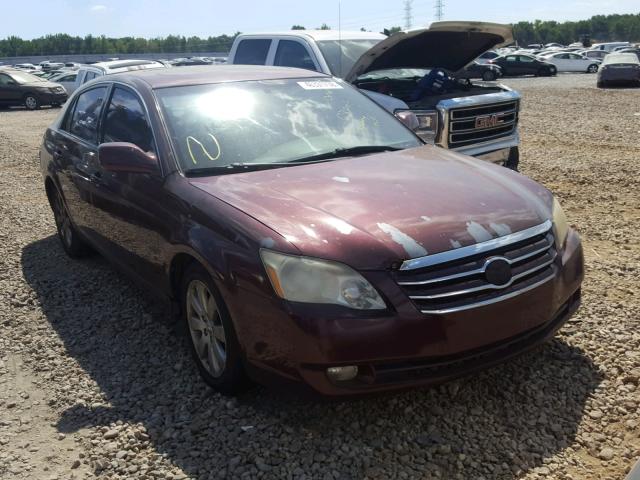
top-left (156, 78), bottom-right (421, 175)
top-left (316, 39), bottom-right (381, 78)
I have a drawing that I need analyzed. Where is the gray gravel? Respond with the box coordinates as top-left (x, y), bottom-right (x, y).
top-left (0, 73), bottom-right (639, 480)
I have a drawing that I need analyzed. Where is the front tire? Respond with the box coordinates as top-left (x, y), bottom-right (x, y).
top-left (24, 95), bottom-right (40, 110)
top-left (587, 64), bottom-right (598, 73)
top-left (50, 186), bottom-right (91, 257)
top-left (505, 146), bottom-right (520, 171)
top-left (181, 263), bottom-right (247, 395)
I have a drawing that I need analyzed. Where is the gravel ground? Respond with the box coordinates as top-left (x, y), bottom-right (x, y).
top-left (0, 73), bottom-right (639, 480)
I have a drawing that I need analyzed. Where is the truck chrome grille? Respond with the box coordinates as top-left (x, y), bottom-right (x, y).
top-left (448, 101), bottom-right (518, 148)
top-left (394, 221), bottom-right (556, 314)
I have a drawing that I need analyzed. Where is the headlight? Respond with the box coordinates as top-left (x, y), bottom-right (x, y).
top-left (395, 109), bottom-right (438, 142)
top-left (552, 197), bottom-right (569, 249)
top-left (260, 250), bottom-right (386, 310)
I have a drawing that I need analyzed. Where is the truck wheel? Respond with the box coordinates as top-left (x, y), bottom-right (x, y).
top-left (482, 70), bottom-right (497, 81)
top-left (505, 147), bottom-right (519, 171)
top-left (587, 64), bottom-right (598, 73)
top-left (24, 95), bottom-right (40, 110)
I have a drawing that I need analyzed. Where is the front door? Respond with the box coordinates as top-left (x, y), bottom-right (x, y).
top-left (85, 85), bottom-right (174, 292)
top-left (0, 72), bottom-right (22, 104)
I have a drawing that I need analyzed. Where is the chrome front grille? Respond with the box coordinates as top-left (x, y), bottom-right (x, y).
top-left (447, 101), bottom-right (518, 148)
top-left (394, 221), bottom-right (556, 314)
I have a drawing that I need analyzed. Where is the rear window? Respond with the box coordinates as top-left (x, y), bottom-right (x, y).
top-left (234, 39), bottom-right (271, 65)
top-left (274, 40), bottom-right (317, 71)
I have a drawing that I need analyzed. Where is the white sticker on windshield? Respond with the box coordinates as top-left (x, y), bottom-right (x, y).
top-left (297, 81), bottom-right (343, 90)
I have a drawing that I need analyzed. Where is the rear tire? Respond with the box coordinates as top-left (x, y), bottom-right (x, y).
top-left (482, 70), bottom-right (497, 81)
top-left (181, 263), bottom-right (248, 395)
top-left (24, 95), bottom-right (40, 110)
top-left (587, 64), bottom-right (598, 73)
top-left (50, 186), bottom-right (91, 258)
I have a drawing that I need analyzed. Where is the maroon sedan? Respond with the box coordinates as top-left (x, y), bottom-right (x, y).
top-left (40, 66), bottom-right (583, 396)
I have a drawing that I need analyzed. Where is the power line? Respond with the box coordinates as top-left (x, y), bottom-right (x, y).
top-left (434, 0), bottom-right (444, 21)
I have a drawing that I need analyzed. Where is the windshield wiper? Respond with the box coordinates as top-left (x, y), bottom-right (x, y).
top-left (287, 145), bottom-right (403, 164)
top-left (184, 162), bottom-right (292, 176)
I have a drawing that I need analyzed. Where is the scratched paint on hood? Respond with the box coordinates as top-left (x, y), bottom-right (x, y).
top-left (377, 223), bottom-right (428, 258)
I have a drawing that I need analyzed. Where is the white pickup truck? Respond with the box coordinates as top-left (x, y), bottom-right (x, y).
top-left (228, 22), bottom-right (522, 169)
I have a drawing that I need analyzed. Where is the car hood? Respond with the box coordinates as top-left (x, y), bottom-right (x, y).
top-left (189, 146), bottom-right (553, 270)
top-left (345, 21), bottom-right (514, 82)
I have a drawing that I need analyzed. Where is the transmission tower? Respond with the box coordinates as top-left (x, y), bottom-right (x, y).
top-left (404, 0), bottom-right (414, 30)
top-left (434, 0), bottom-right (444, 21)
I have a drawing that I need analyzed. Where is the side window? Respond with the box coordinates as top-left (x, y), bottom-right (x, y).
top-left (102, 87), bottom-right (154, 153)
top-left (505, 55), bottom-right (517, 62)
top-left (67, 86), bottom-right (108, 144)
top-left (519, 56), bottom-right (534, 62)
top-left (234, 39), bottom-right (271, 65)
top-left (274, 40), bottom-right (317, 71)
top-left (0, 73), bottom-right (13, 85)
top-left (61, 74), bottom-right (76, 82)
top-left (83, 71), bottom-right (99, 83)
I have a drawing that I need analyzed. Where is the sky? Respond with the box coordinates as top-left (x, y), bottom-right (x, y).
top-left (1, 0), bottom-right (638, 39)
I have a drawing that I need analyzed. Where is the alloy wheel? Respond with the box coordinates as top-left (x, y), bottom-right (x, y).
top-left (53, 192), bottom-right (73, 248)
top-left (186, 279), bottom-right (227, 378)
top-left (24, 96), bottom-right (38, 110)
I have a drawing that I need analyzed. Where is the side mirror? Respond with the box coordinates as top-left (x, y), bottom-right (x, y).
top-left (98, 142), bottom-right (159, 174)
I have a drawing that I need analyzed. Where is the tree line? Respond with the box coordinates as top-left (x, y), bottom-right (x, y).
top-left (1, 13), bottom-right (639, 58)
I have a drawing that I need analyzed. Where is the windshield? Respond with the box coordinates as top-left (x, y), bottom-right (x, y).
top-left (156, 78), bottom-right (421, 175)
top-left (9, 71), bottom-right (44, 83)
top-left (316, 39), bottom-right (381, 78)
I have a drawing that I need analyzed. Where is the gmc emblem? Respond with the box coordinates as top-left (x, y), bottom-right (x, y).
top-left (475, 114), bottom-right (504, 129)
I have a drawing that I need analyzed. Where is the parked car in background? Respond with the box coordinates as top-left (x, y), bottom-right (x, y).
top-left (49, 71), bottom-right (79, 94)
top-left (617, 48), bottom-right (640, 61)
top-left (14, 63), bottom-right (40, 72)
top-left (456, 61), bottom-right (502, 81)
top-left (540, 52), bottom-right (600, 73)
top-left (489, 54), bottom-right (557, 76)
top-left (75, 60), bottom-right (165, 88)
top-left (40, 65), bottom-right (584, 396)
top-left (597, 53), bottom-right (640, 88)
top-left (475, 50), bottom-right (500, 64)
top-left (0, 68), bottom-right (67, 109)
top-left (229, 22), bottom-right (523, 169)
top-left (42, 62), bottom-right (64, 72)
top-left (590, 42), bottom-right (630, 52)
top-left (580, 49), bottom-right (608, 61)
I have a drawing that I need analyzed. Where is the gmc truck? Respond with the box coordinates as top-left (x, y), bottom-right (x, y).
top-left (228, 21), bottom-right (521, 169)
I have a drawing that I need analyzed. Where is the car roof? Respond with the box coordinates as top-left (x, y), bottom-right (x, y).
top-left (602, 53), bottom-right (640, 65)
top-left (107, 65), bottom-right (329, 89)
top-left (237, 30), bottom-right (386, 41)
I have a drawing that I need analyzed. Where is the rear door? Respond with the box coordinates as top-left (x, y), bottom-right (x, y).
top-left (54, 84), bottom-right (110, 240)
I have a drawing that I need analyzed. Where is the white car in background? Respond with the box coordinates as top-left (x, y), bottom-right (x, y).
top-left (580, 49), bottom-right (608, 61)
top-left (540, 52), bottom-right (600, 73)
top-left (48, 71), bottom-right (79, 94)
top-left (475, 50), bottom-right (500, 64)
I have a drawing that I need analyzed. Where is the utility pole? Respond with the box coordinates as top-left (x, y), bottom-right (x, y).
top-left (404, 0), bottom-right (414, 30)
top-left (434, 0), bottom-right (444, 21)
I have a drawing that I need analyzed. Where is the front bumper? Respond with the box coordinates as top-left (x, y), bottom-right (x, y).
top-left (37, 91), bottom-right (68, 104)
top-left (453, 133), bottom-right (519, 165)
top-left (240, 229), bottom-right (584, 396)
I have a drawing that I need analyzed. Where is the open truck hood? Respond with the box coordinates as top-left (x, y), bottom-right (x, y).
top-left (345, 21), bottom-right (514, 82)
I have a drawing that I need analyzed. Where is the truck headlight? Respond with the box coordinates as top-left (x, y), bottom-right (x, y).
top-left (395, 110), bottom-right (438, 142)
top-left (260, 250), bottom-right (386, 310)
top-left (552, 197), bottom-right (569, 250)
